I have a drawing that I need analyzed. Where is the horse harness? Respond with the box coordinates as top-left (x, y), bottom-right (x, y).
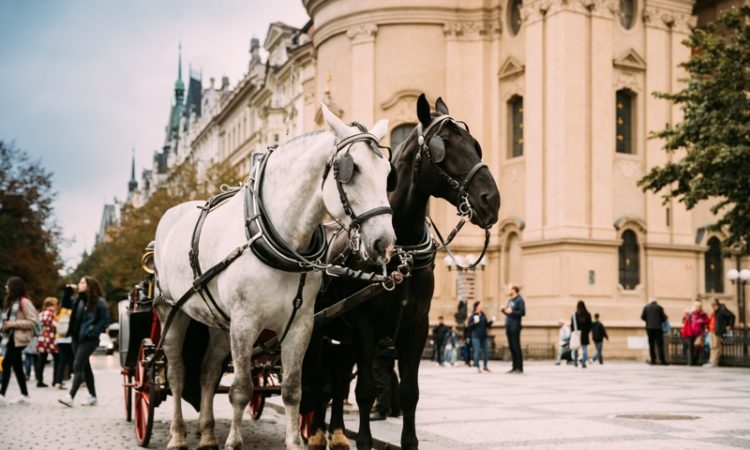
top-left (156, 126), bottom-right (395, 349)
top-left (415, 115), bottom-right (491, 271)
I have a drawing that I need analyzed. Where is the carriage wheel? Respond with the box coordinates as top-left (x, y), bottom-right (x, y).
top-left (249, 368), bottom-right (266, 420)
top-left (134, 339), bottom-right (155, 447)
top-left (299, 411), bottom-right (315, 441)
top-left (123, 370), bottom-right (133, 422)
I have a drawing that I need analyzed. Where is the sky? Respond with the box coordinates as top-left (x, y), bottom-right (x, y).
top-left (0, 0), bottom-right (310, 272)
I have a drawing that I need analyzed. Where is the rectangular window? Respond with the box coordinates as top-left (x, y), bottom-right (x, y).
top-left (508, 96), bottom-right (524, 158)
top-left (616, 90), bottom-right (634, 154)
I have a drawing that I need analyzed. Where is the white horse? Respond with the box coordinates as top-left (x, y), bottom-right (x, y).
top-left (153, 105), bottom-right (395, 450)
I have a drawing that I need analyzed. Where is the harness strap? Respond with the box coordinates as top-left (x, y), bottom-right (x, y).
top-left (156, 241), bottom-right (252, 349)
top-left (429, 215), bottom-right (490, 271)
top-left (278, 273), bottom-right (307, 344)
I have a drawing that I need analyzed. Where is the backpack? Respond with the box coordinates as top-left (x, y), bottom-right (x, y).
top-left (53, 307), bottom-right (72, 337)
top-left (19, 297), bottom-right (41, 337)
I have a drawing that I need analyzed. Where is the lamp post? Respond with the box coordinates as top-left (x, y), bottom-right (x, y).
top-left (727, 258), bottom-right (750, 355)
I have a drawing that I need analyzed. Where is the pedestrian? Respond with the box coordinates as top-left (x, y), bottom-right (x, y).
top-left (684, 300), bottom-right (708, 366)
top-left (467, 301), bottom-right (494, 373)
top-left (591, 313), bottom-right (609, 365)
top-left (35, 297), bottom-right (59, 387)
top-left (432, 316), bottom-right (449, 366)
top-left (554, 319), bottom-right (571, 365)
top-left (570, 300), bottom-right (592, 368)
top-left (58, 276), bottom-right (110, 407)
top-left (704, 298), bottom-right (736, 368)
top-left (53, 297), bottom-right (73, 389)
top-left (443, 325), bottom-right (459, 367)
top-left (1, 276), bottom-right (38, 405)
top-left (502, 284), bottom-right (525, 374)
top-left (462, 325), bottom-right (473, 366)
top-left (641, 298), bottom-right (668, 365)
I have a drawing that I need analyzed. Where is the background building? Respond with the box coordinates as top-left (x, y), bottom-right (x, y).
top-left (122, 0), bottom-right (748, 359)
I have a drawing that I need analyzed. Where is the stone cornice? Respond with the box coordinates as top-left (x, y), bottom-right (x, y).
top-left (642, 5), bottom-right (697, 32)
top-left (443, 18), bottom-right (502, 41)
top-left (346, 23), bottom-right (377, 44)
top-left (521, 0), bottom-right (617, 23)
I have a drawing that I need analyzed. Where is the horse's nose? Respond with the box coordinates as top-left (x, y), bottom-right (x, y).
top-left (374, 237), bottom-right (390, 256)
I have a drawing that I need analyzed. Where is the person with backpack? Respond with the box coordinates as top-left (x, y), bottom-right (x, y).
top-left (58, 276), bottom-right (110, 407)
top-left (704, 298), bottom-right (736, 368)
top-left (1, 276), bottom-right (38, 405)
top-left (53, 296), bottom-right (73, 389)
top-left (591, 313), bottom-right (609, 365)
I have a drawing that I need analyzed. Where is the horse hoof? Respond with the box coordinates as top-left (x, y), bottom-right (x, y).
top-left (307, 429), bottom-right (326, 450)
top-left (329, 428), bottom-right (350, 450)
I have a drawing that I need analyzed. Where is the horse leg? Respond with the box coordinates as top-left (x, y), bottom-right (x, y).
top-left (353, 332), bottom-right (377, 450)
top-left (198, 327), bottom-right (230, 450)
top-left (279, 315), bottom-right (313, 450)
top-left (329, 346), bottom-right (354, 450)
top-left (304, 331), bottom-right (327, 450)
top-left (225, 316), bottom-right (261, 450)
top-left (160, 310), bottom-right (191, 450)
top-left (397, 336), bottom-right (425, 450)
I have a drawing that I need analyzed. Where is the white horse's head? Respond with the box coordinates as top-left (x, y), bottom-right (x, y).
top-left (320, 104), bottom-right (396, 265)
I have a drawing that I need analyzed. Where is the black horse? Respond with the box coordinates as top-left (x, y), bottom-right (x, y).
top-left (302, 94), bottom-right (500, 450)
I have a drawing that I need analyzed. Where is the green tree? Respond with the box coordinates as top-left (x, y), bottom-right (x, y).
top-left (639, 6), bottom-right (750, 254)
top-left (72, 160), bottom-right (240, 301)
top-left (0, 141), bottom-right (62, 301)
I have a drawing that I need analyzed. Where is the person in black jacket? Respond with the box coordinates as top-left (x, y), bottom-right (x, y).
top-left (432, 316), bottom-right (449, 366)
top-left (641, 298), bottom-right (668, 365)
top-left (467, 301), bottom-right (495, 373)
top-left (570, 300), bottom-right (592, 368)
top-left (590, 313), bottom-right (609, 365)
top-left (502, 284), bottom-right (526, 374)
top-left (58, 276), bottom-right (110, 408)
top-left (705, 298), bottom-right (736, 368)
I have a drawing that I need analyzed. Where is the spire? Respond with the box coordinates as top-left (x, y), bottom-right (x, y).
top-left (128, 148), bottom-right (138, 192)
top-left (175, 42), bottom-right (185, 94)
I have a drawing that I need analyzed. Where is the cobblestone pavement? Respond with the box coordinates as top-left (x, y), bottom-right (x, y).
top-left (2, 356), bottom-right (749, 449)
top-left (331, 360), bottom-right (750, 450)
top-left (0, 354), bottom-right (351, 450)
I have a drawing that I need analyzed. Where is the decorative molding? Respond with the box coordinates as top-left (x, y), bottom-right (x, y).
top-left (613, 216), bottom-right (647, 234)
top-left (502, 78), bottom-right (526, 102)
top-left (380, 89), bottom-right (425, 111)
top-left (346, 24), bottom-right (377, 44)
top-left (521, 0), bottom-right (550, 24)
top-left (642, 6), bottom-right (696, 32)
top-left (613, 72), bottom-right (642, 94)
top-left (615, 158), bottom-right (642, 179)
top-left (443, 19), bottom-right (502, 41)
top-left (498, 57), bottom-right (525, 80)
top-left (613, 49), bottom-right (647, 72)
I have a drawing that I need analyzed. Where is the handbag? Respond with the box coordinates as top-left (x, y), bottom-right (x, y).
top-left (661, 320), bottom-right (671, 334)
top-left (569, 314), bottom-right (582, 351)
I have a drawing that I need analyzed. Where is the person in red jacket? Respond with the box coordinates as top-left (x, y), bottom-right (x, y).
top-left (684, 301), bottom-right (708, 366)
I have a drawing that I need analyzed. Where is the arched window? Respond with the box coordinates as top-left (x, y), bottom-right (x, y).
top-left (508, 96), bottom-right (524, 158)
top-left (508, 0), bottom-right (523, 36)
top-left (619, 230), bottom-right (640, 289)
top-left (619, 0), bottom-right (636, 29)
top-left (705, 237), bottom-right (724, 293)
top-left (390, 123), bottom-right (415, 152)
top-left (616, 89), bottom-right (635, 154)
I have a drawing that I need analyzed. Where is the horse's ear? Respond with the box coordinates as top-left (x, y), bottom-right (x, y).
top-left (417, 94), bottom-right (431, 129)
top-left (321, 102), bottom-right (350, 138)
top-left (435, 97), bottom-right (449, 115)
top-left (370, 118), bottom-right (389, 142)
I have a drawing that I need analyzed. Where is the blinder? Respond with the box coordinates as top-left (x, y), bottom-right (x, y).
top-left (337, 152), bottom-right (355, 184)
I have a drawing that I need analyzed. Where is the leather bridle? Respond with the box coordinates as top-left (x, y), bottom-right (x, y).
top-left (414, 115), bottom-right (487, 221)
top-left (321, 123), bottom-right (393, 253)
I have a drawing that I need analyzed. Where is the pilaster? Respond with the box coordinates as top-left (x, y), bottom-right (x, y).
top-left (347, 24), bottom-right (377, 125)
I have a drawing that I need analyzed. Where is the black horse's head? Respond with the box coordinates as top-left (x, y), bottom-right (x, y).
top-left (401, 93), bottom-right (500, 229)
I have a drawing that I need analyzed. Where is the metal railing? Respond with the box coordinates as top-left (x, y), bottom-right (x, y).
top-left (666, 329), bottom-right (750, 367)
